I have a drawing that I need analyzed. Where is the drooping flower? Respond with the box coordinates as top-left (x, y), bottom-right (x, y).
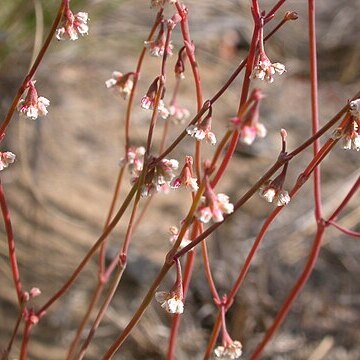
top-left (155, 259), bottom-right (184, 314)
top-left (119, 146), bottom-right (146, 180)
top-left (105, 71), bottom-right (134, 100)
top-left (144, 22), bottom-right (173, 57)
top-left (0, 152), bottom-right (16, 171)
top-left (259, 179), bottom-right (291, 206)
top-left (187, 111), bottom-right (217, 145)
top-left (340, 120), bottom-right (360, 151)
top-left (214, 340), bottom-right (243, 359)
top-left (17, 82), bottom-right (50, 120)
top-left (251, 18), bottom-right (285, 83)
top-left (138, 158), bottom-right (179, 197)
top-left (56, 9), bottom-right (89, 41)
top-left (141, 77), bottom-right (170, 119)
top-left (349, 99), bottom-right (360, 119)
top-left (171, 156), bottom-right (198, 192)
top-left (230, 89), bottom-right (266, 145)
top-left (251, 56), bottom-right (286, 83)
top-left (196, 178), bottom-right (234, 223)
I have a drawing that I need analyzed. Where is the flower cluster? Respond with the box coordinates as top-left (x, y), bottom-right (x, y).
top-left (155, 259), bottom-right (184, 314)
top-left (56, 9), bottom-right (89, 41)
top-left (0, 152), bottom-right (16, 171)
top-left (187, 112), bottom-right (216, 145)
top-left (17, 82), bottom-right (50, 120)
top-left (230, 89), bottom-right (266, 145)
top-left (144, 22), bottom-right (173, 57)
top-left (155, 291), bottom-right (184, 314)
top-left (170, 156), bottom-right (198, 192)
top-left (119, 146), bottom-right (146, 179)
top-left (138, 158), bottom-right (179, 197)
top-left (259, 179), bottom-right (290, 206)
top-left (252, 57), bottom-right (286, 83)
top-left (141, 77), bottom-right (170, 119)
top-left (196, 179), bottom-right (234, 223)
top-left (333, 120), bottom-right (360, 152)
top-left (105, 71), bottom-right (134, 100)
top-left (214, 340), bottom-right (243, 359)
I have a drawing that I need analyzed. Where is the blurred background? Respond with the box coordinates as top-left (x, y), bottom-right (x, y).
top-left (0, 0), bottom-right (359, 359)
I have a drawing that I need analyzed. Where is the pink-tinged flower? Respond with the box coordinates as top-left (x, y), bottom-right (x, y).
top-left (171, 156), bottom-right (198, 192)
top-left (252, 56), bottom-right (286, 83)
top-left (0, 152), bottom-right (16, 171)
top-left (155, 291), bottom-right (184, 314)
top-left (341, 120), bottom-right (360, 151)
top-left (17, 82), bottom-right (49, 120)
top-left (150, 0), bottom-right (176, 9)
top-left (105, 71), bottom-right (134, 100)
top-left (187, 111), bottom-right (217, 145)
top-left (119, 146), bottom-right (145, 180)
top-left (230, 89), bottom-right (266, 145)
top-left (196, 179), bottom-right (234, 223)
top-left (144, 22), bottom-right (173, 57)
top-left (259, 179), bottom-right (291, 206)
top-left (56, 9), bottom-right (89, 41)
top-left (141, 77), bottom-right (170, 119)
top-left (155, 259), bottom-right (184, 314)
top-left (214, 340), bottom-right (243, 359)
top-left (169, 104), bottom-right (190, 124)
top-left (349, 99), bottom-right (360, 119)
top-left (139, 158), bottom-right (178, 197)
top-left (169, 226), bottom-right (191, 249)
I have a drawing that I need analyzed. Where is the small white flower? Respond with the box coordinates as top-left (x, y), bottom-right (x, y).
top-left (169, 105), bottom-right (190, 124)
top-left (56, 11), bottom-right (89, 41)
top-left (276, 190), bottom-right (291, 206)
top-left (214, 340), bottom-right (243, 359)
top-left (217, 193), bottom-right (234, 214)
top-left (252, 58), bottom-right (286, 83)
top-left (186, 125), bottom-right (217, 145)
top-left (105, 71), bottom-right (134, 100)
top-left (349, 99), bottom-right (360, 119)
top-left (17, 92), bottom-right (50, 120)
top-left (155, 291), bottom-right (184, 314)
top-left (0, 152), bottom-right (16, 171)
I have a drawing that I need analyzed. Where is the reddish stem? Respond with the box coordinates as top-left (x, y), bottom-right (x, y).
top-left (250, 226), bottom-right (325, 359)
top-left (308, 0), bottom-right (322, 221)
top-left (328, 221), bottom-right (360, 238)
top-left (0, 177), bottom-right (22, 305)
top-left (0, 0), bottom-right (66, 139)
top-left (19, 321), bottom-right (33, 360)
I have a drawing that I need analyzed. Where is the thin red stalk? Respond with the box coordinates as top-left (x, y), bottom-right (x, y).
top-left (0, 0), bottom-right (66, 139)
top-left (65, 282), bottom-right (104, 360)
top-left (124, 9), bottom-right (163, 151)
top-left (167, 250), bottom-right (196, 360)
top-left (175, 1), bottom-right (203, 178)
top-left (36, 183), bottom-right (138, 316)
top-left (308, 0), bottom-right (322, 221)
top-left (100, 166), bottom-right (125, 275)
top-left (327, 176), bottom-right (360, 222)
top-left (201, 240), bottom-right (220, 302)
top-left (102, 262), bottom-right (172, 359)
top-left (0, 177), bottom-right (22, 305)
top-left (4, 310), bottom-right (23, 359)
top-left (203, 313), bottom-right (222, 360)
top-left (78, 266), bottom-right (126, 359)
top-left (265, 0), bottom-right (287, 21)
top-left (19, 322), bottom-right (32, 360)
top-left (328, 221), bottom-right (360, 238)
top-left (250, 226), bottom-right (325, 359)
